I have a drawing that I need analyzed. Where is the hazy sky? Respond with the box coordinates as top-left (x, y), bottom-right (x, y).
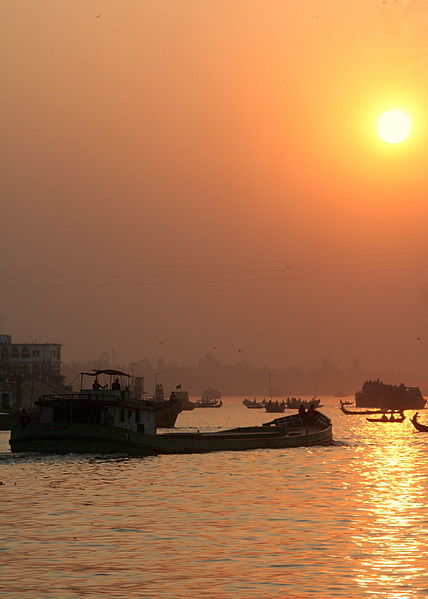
top-left (2, 0), bottom-right (428, 372)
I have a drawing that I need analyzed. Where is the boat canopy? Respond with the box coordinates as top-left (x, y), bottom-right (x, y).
top-left (83, 369), bottom-right (131, 378)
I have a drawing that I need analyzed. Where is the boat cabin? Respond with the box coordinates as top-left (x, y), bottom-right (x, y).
top-left (35, 370), bottom-right (157, 435)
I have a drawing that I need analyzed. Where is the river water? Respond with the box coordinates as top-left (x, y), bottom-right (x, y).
top-left (1, 396), bottom-right (428, 599)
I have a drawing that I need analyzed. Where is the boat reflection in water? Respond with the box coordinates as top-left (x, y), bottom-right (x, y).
top-left (350, 421), bottom-right (427, 597)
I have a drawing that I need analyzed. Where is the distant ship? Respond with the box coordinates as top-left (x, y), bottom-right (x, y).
top-left (201, 388), bottom-right (221, 401)
top-left (355, 379), bottom-right (426, 410)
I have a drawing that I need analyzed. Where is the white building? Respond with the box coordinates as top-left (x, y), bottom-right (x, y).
top-left (0, 334), bottom-right (62, 383)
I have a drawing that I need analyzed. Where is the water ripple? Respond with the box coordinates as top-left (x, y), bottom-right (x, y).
top-left (2, 398), bottom-right (428, 598)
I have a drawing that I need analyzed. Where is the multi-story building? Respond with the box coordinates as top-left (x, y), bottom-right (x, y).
top-left (0, 334), bottom-right (64, 409)
top-left (0, 334), bottom-right (62, 383)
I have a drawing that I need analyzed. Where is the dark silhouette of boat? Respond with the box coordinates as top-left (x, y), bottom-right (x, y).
top-left (243, 398), bottom-right (265, 409)
top-left (181, 399), bottom-right (196, 411)
top-left (194, 398), bottom-right (223, 408)
top-left (10, 398), bottom-right (333, 454)
top-left (285, 396), bottom-right (322, 409)
top-left (340, 404), bottom-right (390, 415)
top-left (355, 379), bottom-right (426, 410)
top-left (146, 382), bottom-right (187, 427)
top-left (151, 392), bottom-right (186, 427)
top-left (264, 400), bottom-right (285, 413)
top-left (411, 412), bottom-right (428, 432)
top-left (200, 388), bottom-right (221, 401)
top-left (366, 413), bottom-right (406, 423)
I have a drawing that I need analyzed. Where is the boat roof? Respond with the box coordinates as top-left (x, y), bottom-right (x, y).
top-left (83, 369), bottom-right (131, 377)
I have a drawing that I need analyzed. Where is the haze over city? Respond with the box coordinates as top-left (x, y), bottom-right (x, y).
top-left (3, 0), bottom-right (428, 375)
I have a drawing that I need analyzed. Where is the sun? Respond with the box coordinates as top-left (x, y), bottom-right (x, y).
top-left (376, 109), bottom-right (412, 144)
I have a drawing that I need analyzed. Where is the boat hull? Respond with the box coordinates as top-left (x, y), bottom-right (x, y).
top-left (9, 418), bottom-right (333, 456)
top-left (411, 413), bottom-right (428, 432)
top-left (153, 396), bottom-right (185, 427)
top-left (9, 423), bottom-right (158, 455)
top-left (340, 405), bottom-right (395, 415)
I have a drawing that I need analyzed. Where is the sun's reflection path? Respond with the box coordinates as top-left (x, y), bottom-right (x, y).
top-left (350, 423), bottom-right (428, 598)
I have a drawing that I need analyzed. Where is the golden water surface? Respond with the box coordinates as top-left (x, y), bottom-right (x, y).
top-left (2, 397), bottom-right (428, 598)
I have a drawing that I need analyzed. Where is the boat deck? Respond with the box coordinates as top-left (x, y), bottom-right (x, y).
top-left (161, 423), bottom-right (319, 440)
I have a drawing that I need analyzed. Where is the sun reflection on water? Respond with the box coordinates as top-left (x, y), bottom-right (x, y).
top-left (351, 422), bottom-right (428, 598)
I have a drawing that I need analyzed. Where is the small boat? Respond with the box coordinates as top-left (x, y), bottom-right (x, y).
top-left (285, 396), bottom-right (322, 410)
top-left (339, 399), bottom-right (354, 406)
top-left (264, 400), bottom-right (285, 413)
top-left (242, 398), bottom-right (265, 409)
top-left (263, 371), bottom-right (285, 413)
top-left (200, 388), bottom-right (221, 401)
top-left (411, 412), bottom-right (428, 432)
top-left (10, 397), bottom-right (333, 454)
top-left (366, 414), bottom-right (406, 423)
top-left (194, 398), bottom-right (223, 408)
top-left (340, 404), bottom-right (393, 416)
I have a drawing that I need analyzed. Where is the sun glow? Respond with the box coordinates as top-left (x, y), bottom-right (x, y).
top-left (376, 109), bottom-right (412, 144)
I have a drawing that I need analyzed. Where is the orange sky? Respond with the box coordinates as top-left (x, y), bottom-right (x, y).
top-left (2, 0), bottom-right (428, 373)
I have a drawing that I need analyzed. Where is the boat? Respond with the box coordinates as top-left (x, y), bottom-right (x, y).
top-left (200, 388), bottom-right (221, 401)
top-left (339, 399), bottom-right (354, 406)
top-left (262, 371), bottom-right (285, 413)
top-left (340, 404), bottom-right (395, 416)
top-left (355, 379), bottom-right (426, 410)
top-left (264, 400), bottom-right (285, 413)
top-left (366, 414), bottom-right (406, 423)
top-left (149, 382), bottom-right (187, 427)
top-left (181, 399), bottom-right (197, 411)
top-left (410, 412), bottom-right (428, 432)
top-left (9, 388), bottom-right (333, 454)
top-left (243, 398), bottom-right (265, 409)
top-left (285, 396), bottom-right (321, 410)
top-left (194, 398), bottom-right (223, 408)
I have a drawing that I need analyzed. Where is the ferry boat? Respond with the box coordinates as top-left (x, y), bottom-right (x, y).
top-left (355, 379), bottom-right (426, 410)
top-left (9, 372), bottom-right (333, 455)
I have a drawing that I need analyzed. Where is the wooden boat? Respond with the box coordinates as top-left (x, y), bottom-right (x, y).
top-left (194, 399), bottom-right (223, 408)
top-left (285, 396), bottom-right (321, 410)
top-left (148, 383), bottom-right (187, 427)
top-left (200, 388), bottom-right (221, 401)
top-left (264, 400), bottom-right (285, 413)
top-left (411, 412), bottom-right (428, 432)
top-left (366, 414), bottom-right (406, 423)
top-left (242, 398), bottom-right (265, 409)
top-left (10, 396), bottom-right (333, 455)
top-left (340, 404), bottom-right (392, 416)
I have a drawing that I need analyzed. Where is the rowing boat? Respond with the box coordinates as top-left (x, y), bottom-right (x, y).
top-left (411, 412), bottom-right (428, 432)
